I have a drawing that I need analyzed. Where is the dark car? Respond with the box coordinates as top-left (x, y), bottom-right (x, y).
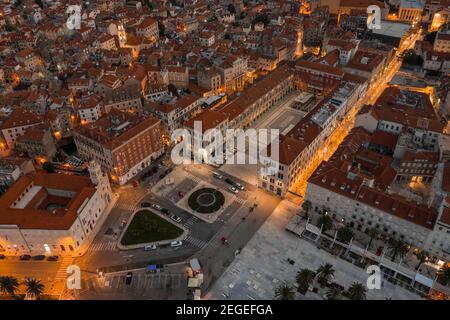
top-left (161, 208), bottom-right (169, 215)
top-left (47, 255), bottom-right (59, 261)
top-left (33, 255), bottom-right (46, 260)
top-left (0, 254), bottom-right (5, 260)
top-left (159, 173), bottom-right (166, 179)
top-left (125, 272), bottom-right (133, 285)
top-left (19, 255), bottom-right (31, 261)
top-left (225, 177), bottom-right (234, 185)
top-left (140, 202), bottom-right (151, 208)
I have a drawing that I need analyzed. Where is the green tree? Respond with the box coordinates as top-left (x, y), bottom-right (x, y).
top-left (302, 200), bottom-right (311, 218)
top-left (34, 0), bottom-right (43, 9)
top-left (25, 278), bottom-right (44, 300)
top-left (337, 226), bottom-right (354, 244)
top-left (401, 49), bottom-right (422, 65)
top-left (227, 4), bottom-right (236, 14)
top-left (158, 21), bottom-right (165, 37)
top-left (295, 268), bottom-right (315, 294)
top-left (326, 286), bottom-right (342, 300)
top-left (367, 228), bottom-right (378, 249)
top-left (346, 282), bottom-right (367, 300)
top-left (143, 0), bottom-right (153, 9)
top-left (388, 239), bottom-right (409, 262)
top-left (437, 266), bottom-right (450, 286)
top-left (273, 284), bottom-right (295, 300)
top-left (414, 250), bottom-right (427, 270)
top-left (317, 215), bottom-right (333, 233)
top-left (316, 263), bottom-right (335, 286)
top-left (0, 276), bottom-right (19, 297)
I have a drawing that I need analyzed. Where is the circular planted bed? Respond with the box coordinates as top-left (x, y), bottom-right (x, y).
top-left (188, 188), bottom-right (225, 214)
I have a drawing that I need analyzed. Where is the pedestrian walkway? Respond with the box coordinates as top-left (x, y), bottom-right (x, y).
top-left (185, 235), bottom-right (207, 248)
top-left (234, 196), bottom-right (247, 205)
top-left (54, 257), bottom-right (74, 281)
top-left (88, 241), bottom-right (117, 252)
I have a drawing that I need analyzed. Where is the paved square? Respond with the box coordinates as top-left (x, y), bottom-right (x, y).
top-left (206, 200), bottom-right (423, 300)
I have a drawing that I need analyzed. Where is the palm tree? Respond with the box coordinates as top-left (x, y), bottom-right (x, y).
top-left (302, 200), bottom-right (312, 219)
top-left (437, 266), bottom-right (450, 286)
top-left (24, 278), bottom-right (44, 300)
top-left (414, 250), bottom-right (427, 271)
top-left (317, 215), bottom-right (333, 233)
top-left (0, 276), bottom-right (19, 297)
top-left (316, 263), bottom-right (335, 286)
top-left (388, 239), bottom-right (409, 262)
top-left (367, 228), bottom-right (378, 249)
top-left (326, 286), bottom-right (342, 300)
top-left (346, 282), bottom-right (367, 300)
top-left (296, 268), bottom-right (316, 294)
top-left (273, 284), bottom-right (295, 300)
top-left (337, 226), bottom-right (354, 244)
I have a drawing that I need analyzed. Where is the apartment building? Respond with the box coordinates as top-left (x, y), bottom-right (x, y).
top-left (15, 127), bottom-right (57, 161)
top-left (343, 50), bottom-right (385, 87)
top-left (213, 54), bottom-right (248, 93)
top-left (78, 94), bottom-right (104, 124)
top-left (295, 60), bottom-right (345, 96)
top-left (355, 87), bottom-right (445, 150)
top-left (167, 66), bottom-right (189, 89)
top-left (74, 109), bottom-right (164, 185)
top-left (152, 94), bottom-right (203, 134)
top-left (259, 81), bottom-right (363, 196)
top-left (0, 108), bottom-right (43, 149)
top-left (434, 30), bottom-right (450, 53)
top-left (136, 17), bottom-right (159, 42)
top-left (305, 125), bottom-right (450, 261)
top-left (104, 84), bottom-right (143, 114)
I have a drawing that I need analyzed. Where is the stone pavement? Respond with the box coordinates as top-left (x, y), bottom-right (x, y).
top-left (206, 200), bottom-right (422, 300)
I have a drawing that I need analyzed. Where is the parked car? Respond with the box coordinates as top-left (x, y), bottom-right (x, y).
top-left (161, 208), bottom-right (170, 215)
top-left (151, 203), bottom-right (162, 211)
top-left (0, 254), bottom-right (5, 260)
top-left (141, 202), bottom-right (151, 208)
top-left (234, 182), bottom-right (244, 190)
top-left (33, 255), bottom-right (46, 260)
top-left (47, 255), bottom-right (59, 261)
top-left (229, 186), bottom-right (238, 194)
top-left (19, 255), bottom-right (31, 261)
top-left (144, 244), bottom-right (157, 251)
top-left (170, 240), bottom-right (183, 247)
top-left (170, 215), bottom-right (182, 223)
top-left (213, 172), bottom-right (223, 179)
top-left (225, 177), bottom-right (234, 185)
top-left (125, 272), bottom-right (133, 285)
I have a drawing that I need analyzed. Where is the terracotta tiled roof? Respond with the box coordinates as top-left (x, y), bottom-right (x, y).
top-left (0, 173), bottom-right (96, 230)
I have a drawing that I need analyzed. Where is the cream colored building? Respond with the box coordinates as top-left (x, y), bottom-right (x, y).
top-left (0, 162), bottom-right (114, 257)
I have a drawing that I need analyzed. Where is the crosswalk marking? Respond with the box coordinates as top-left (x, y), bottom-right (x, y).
top-left (88, 241), bottom-right (117, 252)
top-left (115, 202), bottom-right (137, 212)
top-left (187, 173), bottom-right (201, 184)
top-left (185, 235), bottom-right (207, 248)
top-left (234, 197), bottom-right (246, 204)
top-left (183, 216), bottom-right (198, 229)
top-left (55, 257), bottom-right (74, 281)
